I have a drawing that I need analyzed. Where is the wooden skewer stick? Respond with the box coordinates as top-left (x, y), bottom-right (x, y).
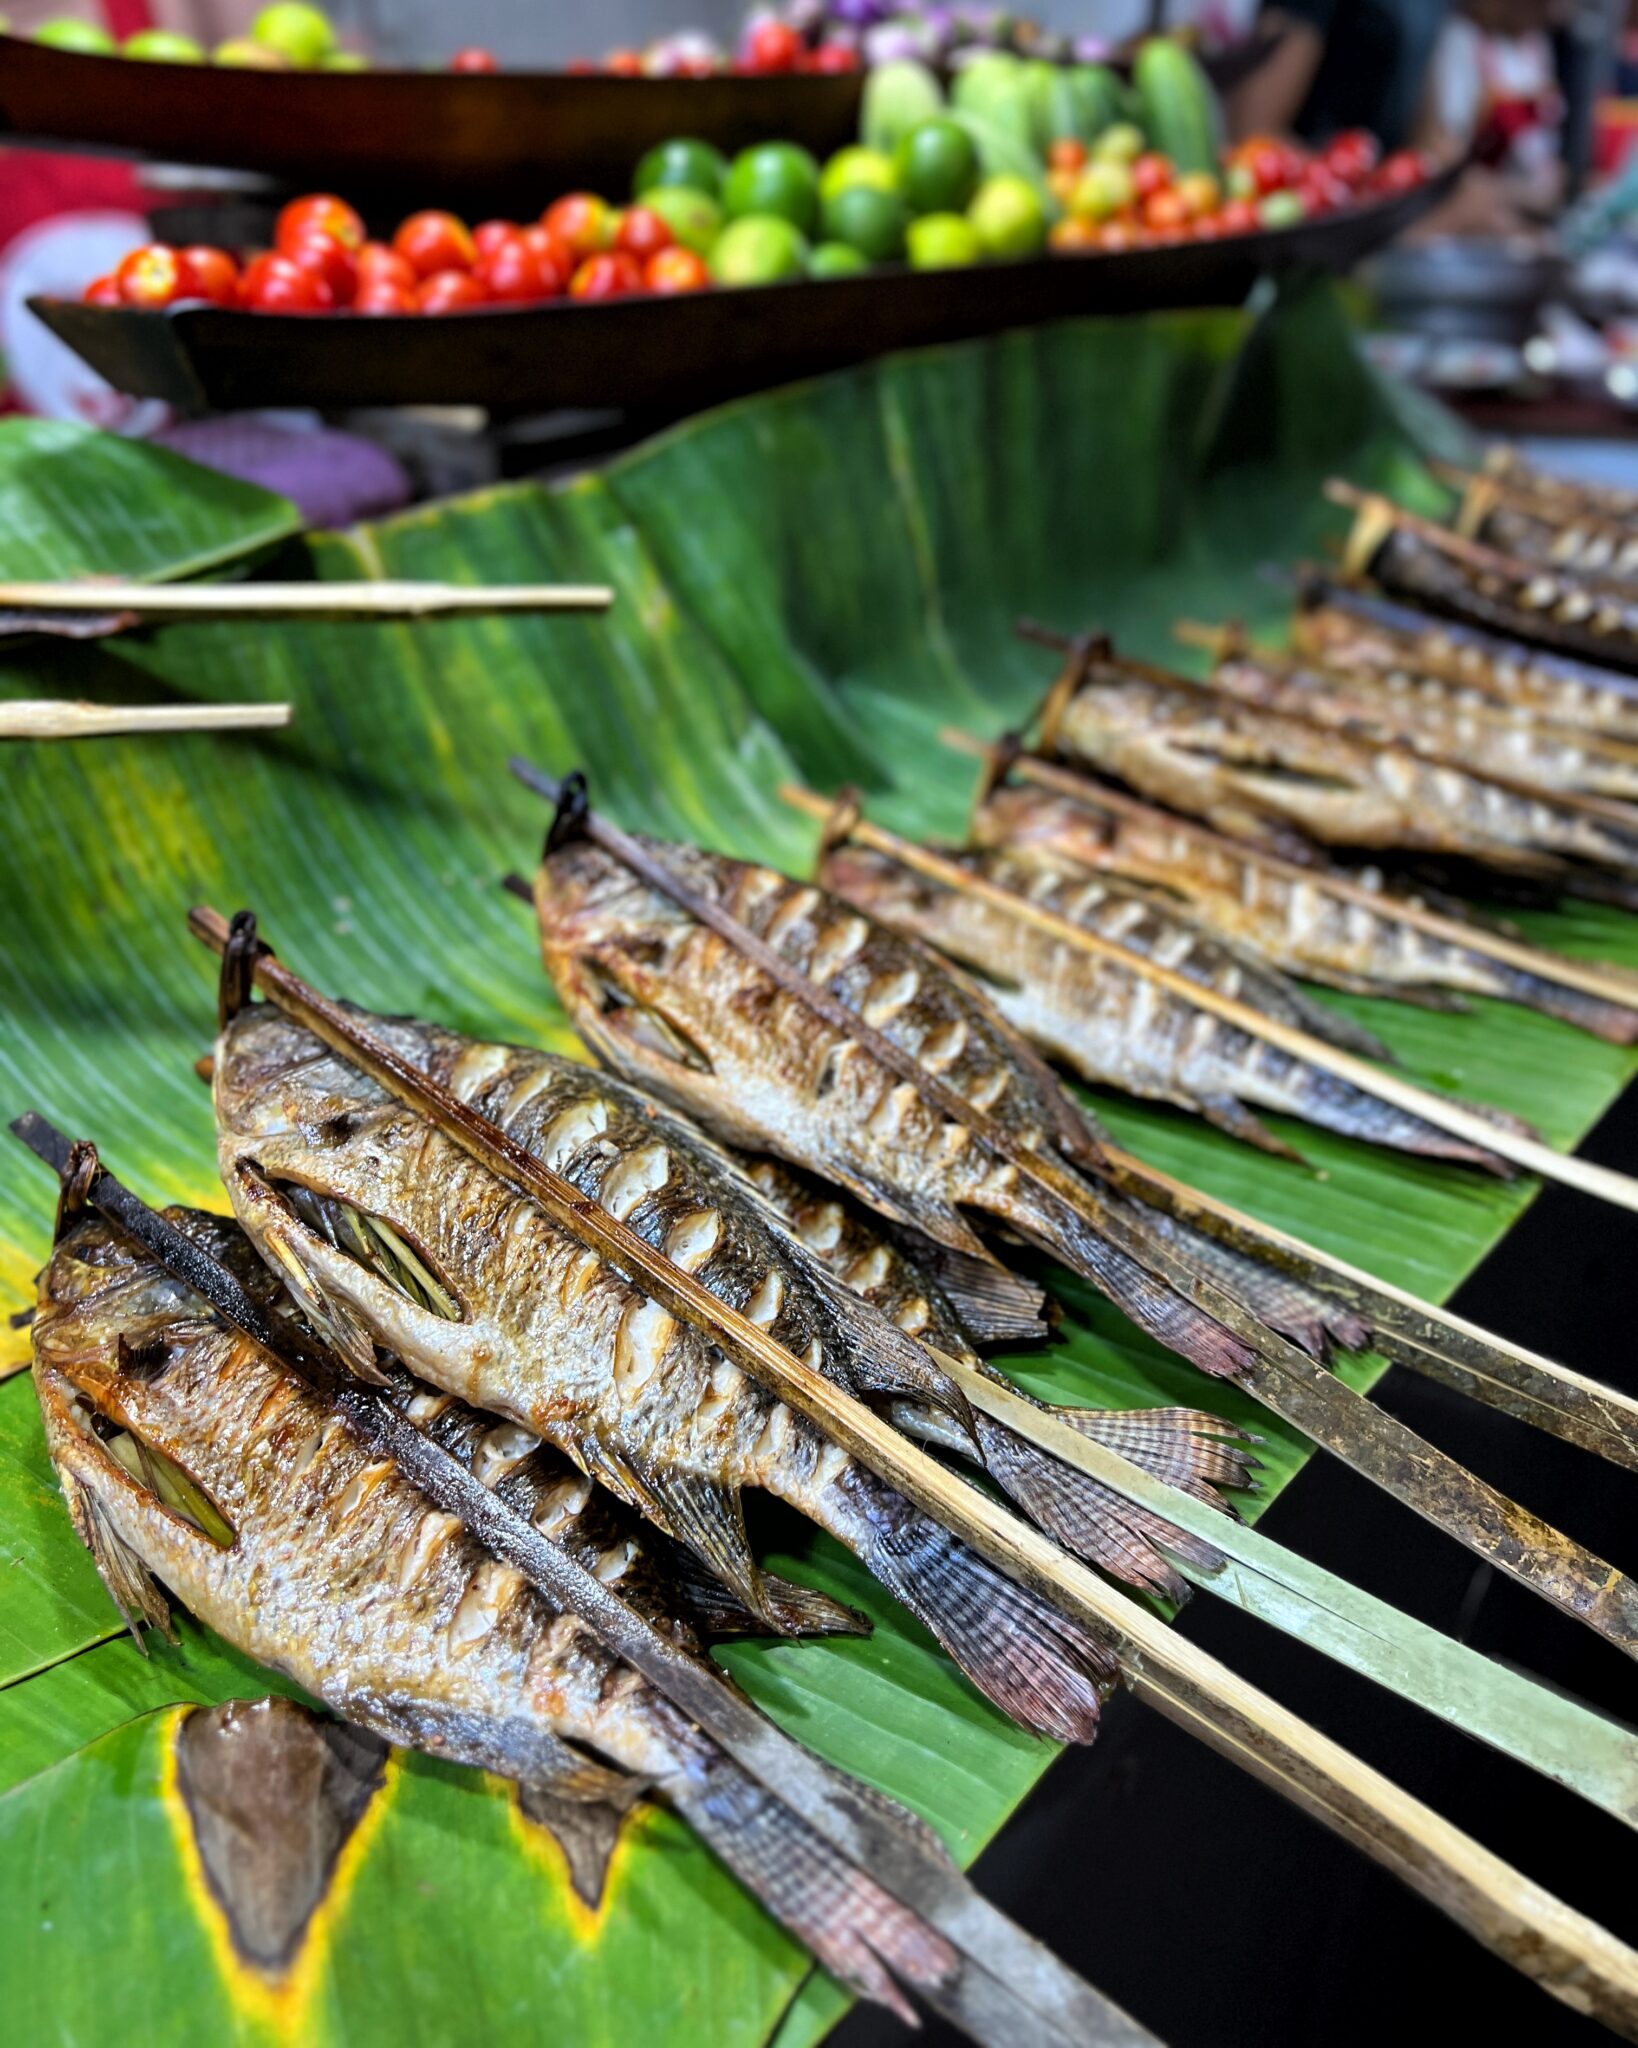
top-left (0, 700), bottom-right (291, 741)
top-left (780, 782), bottom-right (1638, 1216)
top-left (0, 579), bottom-right (612, 618)
top-left (939, 729), bottom-right (1638, 1030)
top-left (185, 904), bottom-right (1638, 2034)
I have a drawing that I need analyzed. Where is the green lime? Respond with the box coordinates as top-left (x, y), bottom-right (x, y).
top-left (1093, 120), bottom-right (1145, 165)
top-left (643, 185), bottom-right (723, 257)
top-left (215, 35), bottom-right (286, 66)
top-left (809, 241), bottom-right (870, 279)
top-left (320, 49), bottom-right (366, 69)
top-left (894, 118), bottom-right (981, 216)
top-left (905, 212), bottom-right (982, 270)
top-left (709, 214), bottom-right (810, 287)
top-left (1258, 190), bottom-right (1306, 228)
top-left (820, 184), bottom-right (908, 264)
top-left (252, 3), bottom-right (334, 66)
top-left (819, 146), bottom-right (899, 204)
top-left (1071, 160), bottom-right (1133, 222)
top-left (33, 18), bottom-right (117, 53)
top-left (722, 142), bottom-right (821, 235)
top-left (968, 173), bottom-right (1047, 260)
top-left (123, 29), bottom-right (204, 60)
top-left (634, 137), bottom-right (729, 201)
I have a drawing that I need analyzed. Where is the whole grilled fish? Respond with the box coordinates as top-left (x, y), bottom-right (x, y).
top-left (1468, 494), bottom-right (1638, 592)
top-left (32, 1210), bottom-right (954, 2020)
top-left (820, 839), bottom-right (1522, 1174)
top-left (1206, 642), bottom-right (1638, 804)
top-left (215, 1006), bottom-right (1117, 1741)
top-left (973, 778), bottom-right (1638, 1046)
top-left (1481, 448), bottom-right (1638, 527)
top-left (1047, 650), bottom-right (1638, 884)
top-left (1293, 581), bottom-right (1638, 743)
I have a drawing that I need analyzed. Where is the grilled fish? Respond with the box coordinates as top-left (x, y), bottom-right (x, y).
top-left (1206, 642), bottom-right (1638, 804)
top-left (973, 778), bottom-right (1638, 1046)
top-left (1466, 494), bottom-right (1638, 592)
top-left (32, 1209), bottom-right (954, 2019)
top-left (1046, 649), bottom-right (1638, 885)
top-left (1480, 448), bottom-right (1638, 527)
top-left (215, 1007), bottom-right (1118, 1741)
top-left (821, 839), bottom-right (1521, 1173)
top-left (1293, 581), bottom-right (1638, 743)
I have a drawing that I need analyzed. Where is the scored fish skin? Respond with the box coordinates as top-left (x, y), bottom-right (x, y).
top-left (1473, 498), bottom-right (1638, 594)
top-left (1050, 657), bottom-right (1638, 882)
top-left (821, 839), bottom-right (1523, 1175)
top-left (30, 1215), bottom-right (954, 2020)
top-left (214, 1005), bottom-right (1117, 1742)
top-left (972, 779), bottom-right (1638, 1046)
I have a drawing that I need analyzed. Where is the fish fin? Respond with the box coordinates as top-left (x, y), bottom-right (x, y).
top-left (62, 1466), bottom-right (174, 1646)
top-left (661, 1536), bottom-right (871, 1640)
top-left (627, 1464), bottom-right (770, 1625)
top-left (838, 1467), bottom-right (1117, 1743)
top-left (1281, 988), bottom-right (1396, 1062)
top-left (676, 1761), bottom-right (957, 2026)
top-left (516, 1763), bottom-right (648, 1912)
top-left (802, 1254), bottom-right (977, 1448)
top-left (970, 1411), bottom-right (1210, 1601)
top-left (1197, 1095), bottom-right (1311, 1165)
top-left (820, 1158), bottom-right (996, 1263)
top-left (263, 1230), bottom-right (390, 1385)
top-left (1066, 1406), bottom-right (1261, 1505)
top-left (885, 1230), bottom-right (1051, 1346)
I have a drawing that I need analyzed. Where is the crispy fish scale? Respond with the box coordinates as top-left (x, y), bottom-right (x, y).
top-left (214, 1006), bottom-right (1115, 1743)
top-left (31, 1219), bottom-right (952, 2020)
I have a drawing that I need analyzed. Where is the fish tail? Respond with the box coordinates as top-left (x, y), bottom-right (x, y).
top-left (1492, 965), bottom-right (1638, 1044)
top-left (829, 1466), bottom-right (1117, 1742)
top-left (1278, 1066), bottom-right (1524, 1173)
top-left (1069, 1407), bottom-right (1262, 1503)
top-left (676, 1761), bottom-right (957, 2025)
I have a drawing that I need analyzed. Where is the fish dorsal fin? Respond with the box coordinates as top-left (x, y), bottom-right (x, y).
top-left (1195, 1094), bottom-right (1311, 1165)
top-left (889, 1233), bottom-right (1051, 1346)
top-left (622, 1461), bottom-right (769, 1625)
top-left (800, 1254), bottom-right (975, 1446)
top-left (515, 1752), bottom-right (648, 1912)
top-left (661, 1537), bottom-right (871, 1642)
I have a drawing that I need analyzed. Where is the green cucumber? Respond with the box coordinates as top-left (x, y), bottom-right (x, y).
top-left (1132, 37), bottom-right (1222, 175)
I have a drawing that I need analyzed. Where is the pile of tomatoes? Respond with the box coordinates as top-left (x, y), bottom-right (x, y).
top-left (574, 21), bottom-right (859, 77)
top-left (83, 191), bottom-right (712, 315)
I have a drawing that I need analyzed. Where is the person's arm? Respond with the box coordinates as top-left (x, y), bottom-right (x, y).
top-left (1227, 6), bottom-right (1333, 139)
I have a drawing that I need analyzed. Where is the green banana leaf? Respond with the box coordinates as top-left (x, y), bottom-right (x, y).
top-left (1, 277), bottom-right (1635, 2048)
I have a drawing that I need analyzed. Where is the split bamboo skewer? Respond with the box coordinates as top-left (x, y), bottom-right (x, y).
top-left (11, 1114), bottom-right (1122, 2048)
top-left (938, 727), bottom-right (1638, 1016)
top-left (0, 579), bottom-right (612, 619)
top-left (1, 700), bottom-right (291, 741)
top-left (514, 763), bottom-right (1638, 1656)
top-left (186, 905), bottom-right (1638, 2035)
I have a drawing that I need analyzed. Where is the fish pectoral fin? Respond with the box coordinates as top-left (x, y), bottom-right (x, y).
top-left (62, 1466), bottom-right (174, 1647)
top-left (804, 1257), bottom-right (977, 1448)
top-left (264, 1231), bottom-right (390, 1385)
top-left (516, 1760), bottom-right (647, 1913)
top-left (626, 1463), bottom-right (770, 1626)
top-left (660, 1535), bottom-right (871, 1640)
top-left (894, 1234), bottom-right (1051, 1346)
top-left (1196, 1095), bottom-right (1311, 1165)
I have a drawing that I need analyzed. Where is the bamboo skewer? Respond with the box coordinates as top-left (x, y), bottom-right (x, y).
top-left (185, 905), bottom-right (1638, 2035)
top-left (938, 728), bottom-right (1638, 1012)
top-left (10, 1115), bottom-right (1124, 2048)
top-left (0, 700), bottom-right (292, 741)
top-left (512, 764), bottom-right (1638, 1658)
top-left (0, 579), bottom-right (613, 619)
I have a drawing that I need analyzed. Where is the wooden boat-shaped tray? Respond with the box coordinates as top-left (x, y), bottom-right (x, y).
top-left (29, 165), bottom-right (1454, 416)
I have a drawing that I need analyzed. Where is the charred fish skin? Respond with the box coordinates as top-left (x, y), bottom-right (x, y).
top-left (30, 1217), bottom-right (954, 2020)
top-left (972, 781), bottom-right (1638, 1046)
top-left (214, 1005), bottom-right (1116, 1743)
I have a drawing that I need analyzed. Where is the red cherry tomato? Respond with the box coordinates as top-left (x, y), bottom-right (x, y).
top-left (604, 48), bottom-right (644, 75)
top-left (176, 245), bottom-right (239, 306)
top-left (643, 245), bottom-right (710, 294)
top-left (239, 251), bottom-right (334, 313)
top-left (541, 193), bottom-right (614, 261)
top-left (1374, 148), bottom-right (1427, 194)
top-left (518, 223), bottom-right (574, 274)
top-left (276, 194), bottom-right (365, 256)
top-left (1215, 197), bottom-right (1261, 236)
top-left (1132, 153), bottom-right (1174, 201)
top-left (1047, 138), bottom-right (1090, 176)
top-left (472, 236), bottom-right (550, 303)
top-left (356, 241), bottom-right (417, 292)
top-left (115, 244), bottom-right (186, 307)
top-left (1236, 138), bottom-right (1293, 195)
top-left (83, 274), bottom-right (123, 306)
top-left (285, 229), bottom-right (358, 306)
top-left (1299, 166), bottom-right (1351, 217)
top-left (805, 43), bottom-right (859, 73)
top-left (740, 20), bottom-right (803, 72)
top-left (393, 210), bottom-right (477, 279)
top-left (569, 251), bottom-right (641, 300)
top-left (1141, 188), bottom-right (1190, 232)
top-left (473, 219), bottom-right (519, 258)
top-left (415, 268), bottom-right (487, 313)
top-left (1323, 129), bottom-right (1381, 186)
top-left (613, 205), bottom-right (674, 263)
top-left (449, 47), bottom-right (497, 73)
top-left (353, 281), bottom-right (416, 315)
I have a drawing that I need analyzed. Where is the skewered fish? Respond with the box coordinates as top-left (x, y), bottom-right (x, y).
top-left (214, 1007), bottom-right (1119, 1740)
top-left (31, 1208), bottom-right (955, 2020)
top-left (972, 777), bottom-right (1638, 1045)
top-left (1458, 486), bottom-right (1638, 591)
top-left (1480, 448), bottom-right (1638, 526)
top-left (1292, 580), bottom-right (1638, 743)
top-left (1043, 646), bottom-right (1638, 888)
top-left (820, 838), bottom-right (1521, 1173)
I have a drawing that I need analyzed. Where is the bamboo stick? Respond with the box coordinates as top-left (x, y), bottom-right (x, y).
top-left (185, 905), bottom-right (1638, 2036)
top-left (0, 700), bottom-right (291, 741)
top-left (0, 579), bottom-right (612, 618)
top-left (779, 781), bottom-right (1638, 1213)
top-left (514, 767), bottom-right (1638, 1656)
top-left (938, 729), bottom-right (1638, 1010)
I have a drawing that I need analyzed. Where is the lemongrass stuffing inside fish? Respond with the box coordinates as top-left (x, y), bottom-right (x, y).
top-left (31, 1209), bottom-right (955, 2016)
top-left (214, 1006), bottom-right (1125, 1740)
